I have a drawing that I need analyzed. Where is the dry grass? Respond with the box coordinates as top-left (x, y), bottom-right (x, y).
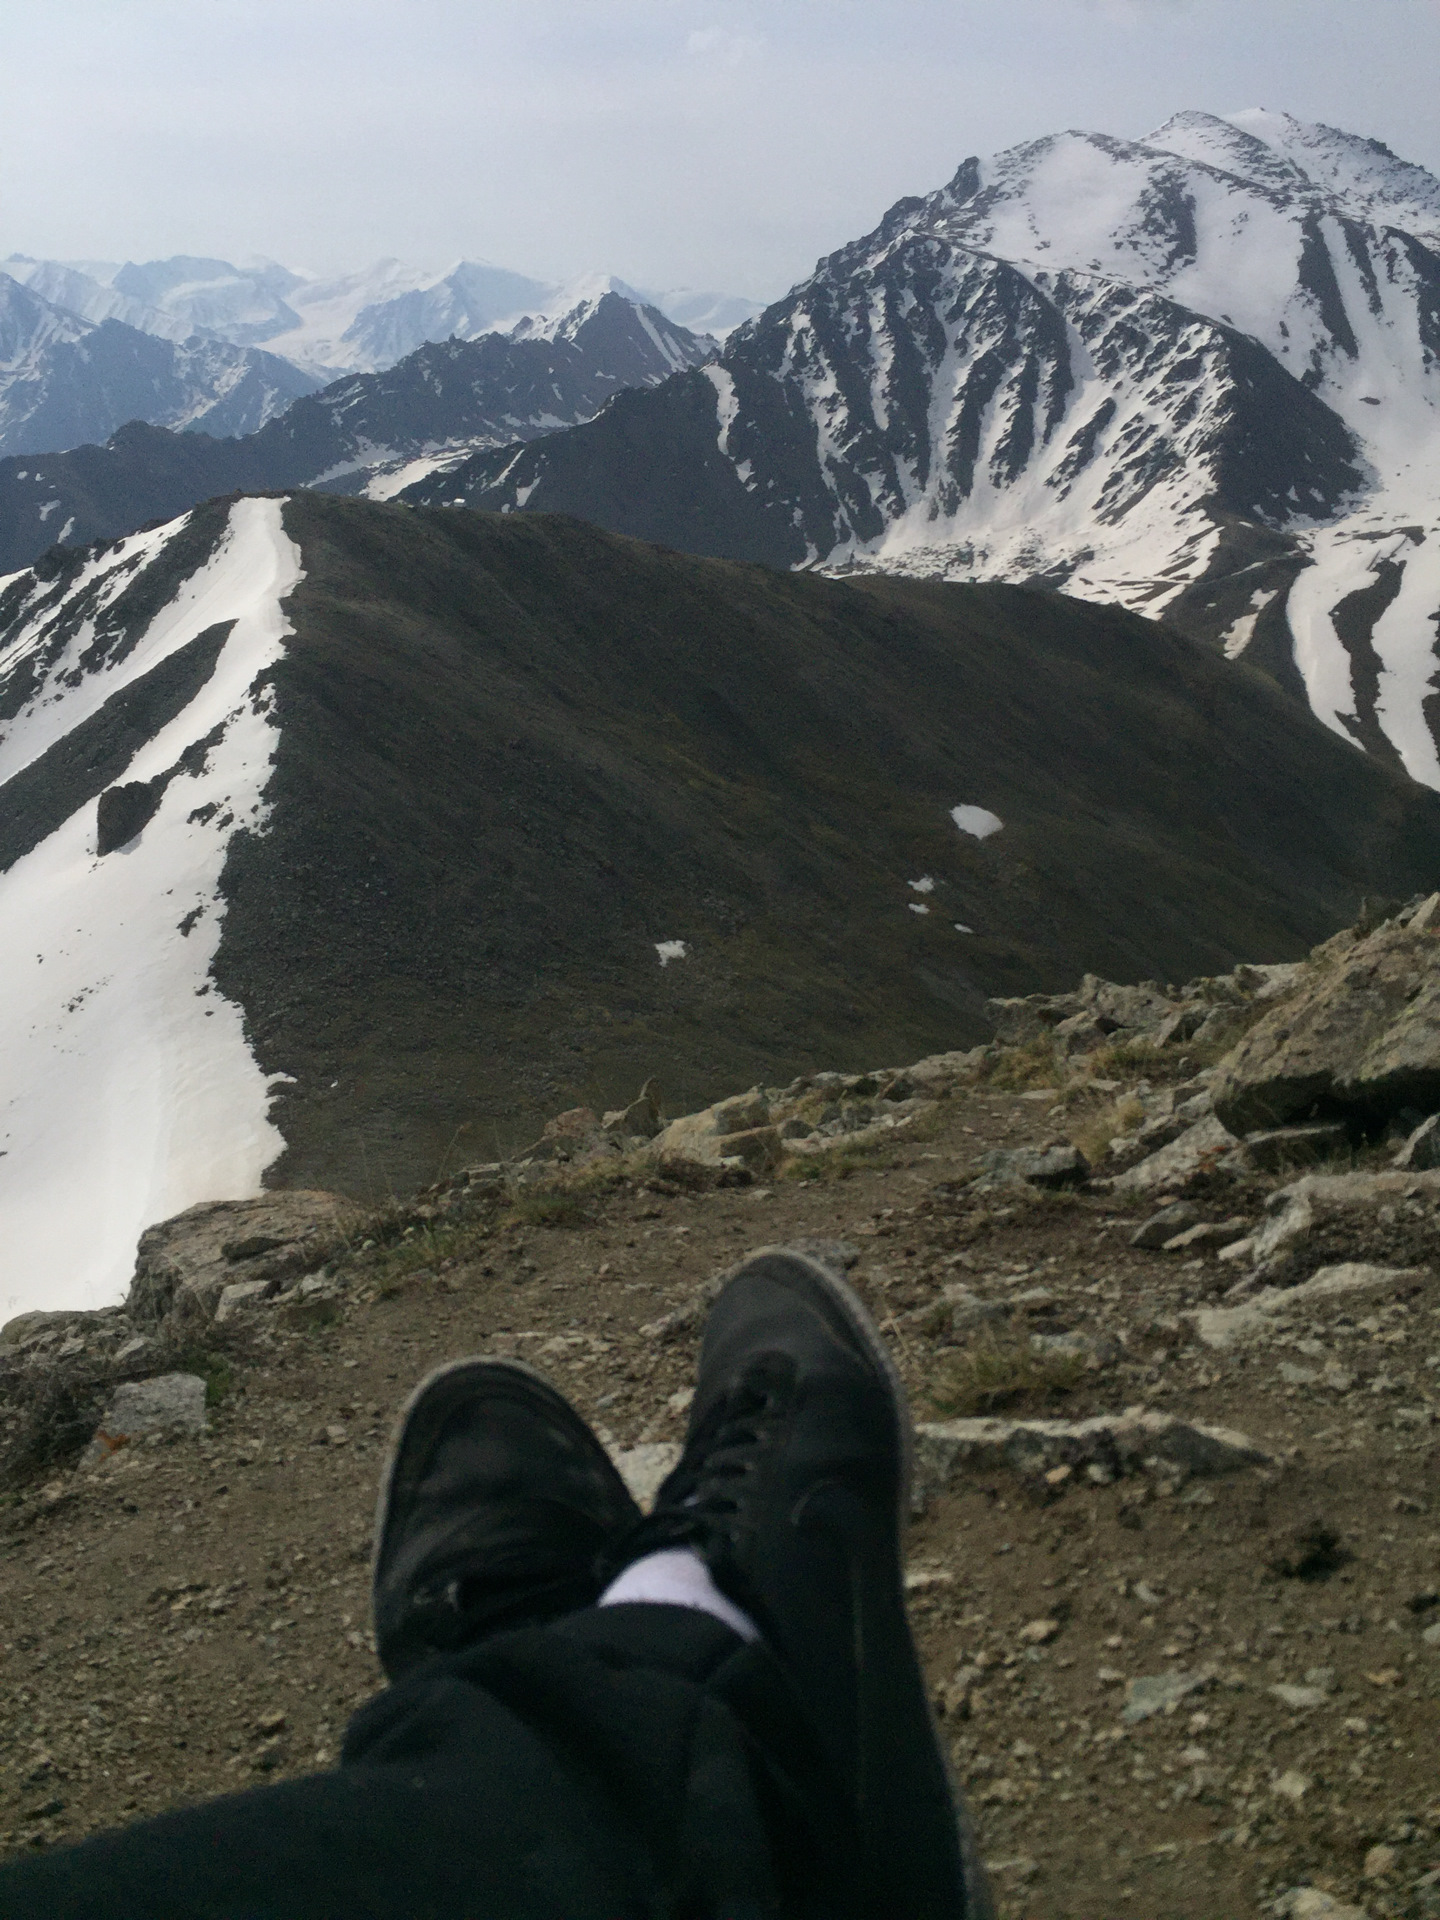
top-left (976, 1038), bottom-right (1063, 1092)
top-left (925, 1332), bottom-right (1086, 1418)
top-left (1069, 1095), bottom-right (1146, 1164)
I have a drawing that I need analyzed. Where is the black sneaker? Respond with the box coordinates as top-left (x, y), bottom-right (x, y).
top-left (620, 1247), bottom-right (993, 1920)
top-left (373, 1357), bottom-right (641, 1680)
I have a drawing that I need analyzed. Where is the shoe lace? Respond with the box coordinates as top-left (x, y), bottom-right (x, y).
top-left (601, 1356), bottom-right (795, 1581)
top-left (677, 1357), bottom-right (793, 1519)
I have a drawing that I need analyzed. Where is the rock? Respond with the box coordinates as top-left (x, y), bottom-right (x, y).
top-left (602, 1080), bottom-right (664, 1139)
top-left (971, 1145), bottom-right (1088, 1190)
top-left (1276, 1889), bottom-right (1370, 1920)
top-left (1017, 1618), bottom-right (1060, 1645)
top-left (126, 1192), bottom-right (364, 1325)
top-left (1393, 1111), bottom-right (1440, 1169)
top-left (96, 778), bottom-right (162, 854)
top-left (1130, 1202), bottom-right (1199, 1248)
top-left (1053, 1011), bottom-right (1111, 1053)
top-left (789, 1102), bottom-right (937, 1158)
top-left (903, 1049), bottom-right (989, 1094)
top-left (79, 1374), bottom-right (207, 1469)
top-left (1364, 1845), bottom-right (1398, 1879)
top-left (610, 1442), bottom-right (682, 1510)
top-left (214, 1281), bottom-right (272, 1324)
top-left (1108, 1115), bottom-right (1238, 1194)
top-left (1122, 1670), bottom-right (1209, 1723)
top-left (1191, 1262), bottom-right (1429, 1348)
top-left (1248, 1165), bottom-right (1440, 1272)
top-left (1161, 1216), bottom-right (1249, 1253)
top-left (0, 1308), bottom-right (91, 1349)
top-left (1188, 1002), bottom-right (1258, 1051)
top-left (913, 1410), bottom-right (1271, 1501)
top-left (1271, 1768), bottom-right (1312, 1803)
top-left (985, 993), bottom-right (1083, 1046)
top-left (1270, 1682), bottom-right (1329, 1709)
top-left (646, 1090), bottom-right (776, 1169)
top-left (1421, 1621), bottom-right (1440, 1647)
top-left (519, 1107), bottom-right (611, 1163)
top-left (1244, 1122), bottom-right (1350, 1172)
top-left (1213, 920), bottom-right (1440, 1136)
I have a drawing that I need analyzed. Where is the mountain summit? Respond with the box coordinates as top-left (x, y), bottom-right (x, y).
top-left (414, 111), bottom-right (1440, 788)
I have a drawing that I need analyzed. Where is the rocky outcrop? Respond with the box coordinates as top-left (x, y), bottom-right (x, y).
top-left (986, 961), bottom-right (1301, 1060)
top-left (1190, 1260), bottom-right (1431, 1348)
top-left (1212, 899), bottom-right (1440, 1134)
top-left (125, 1191), bottom-right (364, 1326)
top-left (913, 1410), bottom-right (1272, 1501)
top-left (970, 1145), bottom-right (1089, 1190)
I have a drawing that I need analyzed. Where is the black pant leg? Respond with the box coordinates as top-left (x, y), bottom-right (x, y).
top-left (0, 1606), bottom-right (846, 1920)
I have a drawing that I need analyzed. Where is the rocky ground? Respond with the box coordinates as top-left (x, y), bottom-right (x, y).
top-left (3, 927), bottom-right (1440, 1919)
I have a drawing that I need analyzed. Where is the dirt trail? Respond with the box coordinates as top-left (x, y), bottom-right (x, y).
top-left (2, 1083), bottom-right (1438, 1920)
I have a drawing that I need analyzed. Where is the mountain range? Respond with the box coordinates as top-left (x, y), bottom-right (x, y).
top-left (408, 110), bottom-right (1440, 790)
top-left (0, 250), bottom-right (761, 458)
top-left (0, 290), bottom-right (714, 568)
top-left (6, 491), bottom-right (1440, 1313)
top-left (0, 270), bottom-right (322, 458)
top-left (7, 107), bottom-right (1440, 1313)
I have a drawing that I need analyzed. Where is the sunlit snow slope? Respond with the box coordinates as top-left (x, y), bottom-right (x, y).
top-left (0, 499), bottom-right (301, 1317)
top-left (427, 111), bottom-right (1440, 786)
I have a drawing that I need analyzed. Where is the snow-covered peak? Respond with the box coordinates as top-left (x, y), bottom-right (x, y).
top-left (1, 256), bottom-right (189, 342)
top-left (1146, 110), bottom-right (1440, 250)
top-left (0, 270), bottom-right (91, 366)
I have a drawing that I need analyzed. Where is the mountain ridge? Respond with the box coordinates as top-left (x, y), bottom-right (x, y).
top-left (6, 493), bottom-right (1440, 1312)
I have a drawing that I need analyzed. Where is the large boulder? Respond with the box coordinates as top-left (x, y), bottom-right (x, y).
top-left (1212, 915), bottom-right (1440, 1135)
top-left (125, 1191), bottom-right (364, 1325)
top-left (645, 1089), bottom-right (779, 1171)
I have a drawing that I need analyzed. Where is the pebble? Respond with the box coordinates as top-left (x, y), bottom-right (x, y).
top-left (1272, 1767), bottom-right (1312, 1802)
top-left (1277, 1892), bottom-right (1370, 1920)
top-left (1017, 1618), bottom-right (1060, 1645)
top-left (1121, 1670), bottom-right (1207, 1723)
top-left (1270, 1682), bottom-right (1328, 1710)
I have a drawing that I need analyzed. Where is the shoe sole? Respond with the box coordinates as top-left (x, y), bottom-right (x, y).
top-left (720, 1248), bottom-right (995, 1920)
top-left (372, 1355), bottom-right (632, 1607)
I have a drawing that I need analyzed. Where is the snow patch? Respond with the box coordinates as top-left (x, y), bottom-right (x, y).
top-left (951, 804), bottom-right (1004, 839)
top-left (1221, 587), bottom-right (1279, 660)
top-left (655, 941), bottom-right (689, 967)
top-left (908, 875), bottom-right (936, 893)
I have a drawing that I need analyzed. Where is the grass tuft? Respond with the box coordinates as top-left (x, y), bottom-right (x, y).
top-left (926, 1332), bottom-right (1085, 1418)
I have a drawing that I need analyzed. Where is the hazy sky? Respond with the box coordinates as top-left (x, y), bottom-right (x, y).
top-left (4, 0), bottom-right (1439, 299)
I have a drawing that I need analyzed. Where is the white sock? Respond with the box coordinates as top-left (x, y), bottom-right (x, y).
top-left (597, 1546), bottom-right (760, 1643)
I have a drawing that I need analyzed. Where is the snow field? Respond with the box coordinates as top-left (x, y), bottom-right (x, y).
top-left (0, 499), bottom-right (302, 1318)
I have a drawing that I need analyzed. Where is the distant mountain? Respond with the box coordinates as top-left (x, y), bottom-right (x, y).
top-left (3, 251), bottom-right (759, 374)
top-left (0, 271), bottom-right (320, 461)
top-left (6, 493), bottom-right (1440, 1312)
top-left (0, 290), bottom-right (714, 569)
top-left (408, 111), bottom-right (1440, 789)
